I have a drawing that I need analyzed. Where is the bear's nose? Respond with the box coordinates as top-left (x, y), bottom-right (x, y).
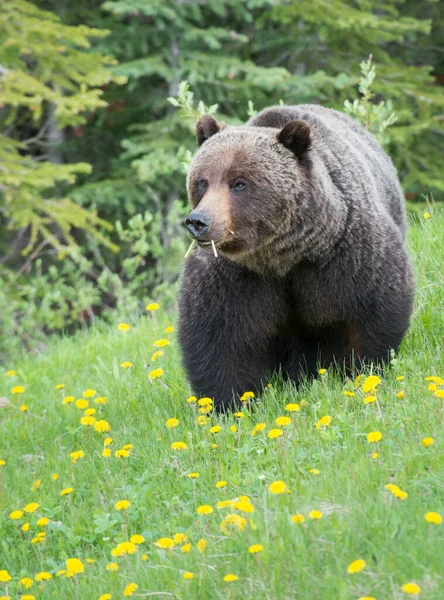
top-left (185, 212), bottom-right (212, 240)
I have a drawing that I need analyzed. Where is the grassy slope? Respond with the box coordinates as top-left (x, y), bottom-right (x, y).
top-left (0, 208), bottom-right (443, 600)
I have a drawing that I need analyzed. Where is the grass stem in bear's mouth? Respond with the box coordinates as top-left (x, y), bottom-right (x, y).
top-left (211, 239), bottom-right (218, 258)
top-left (184, 239), bottom-right (196, 258)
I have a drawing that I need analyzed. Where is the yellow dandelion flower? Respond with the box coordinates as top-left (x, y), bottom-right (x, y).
top-left (62, 395), bottom-right (75, 404)
top-left (212, 443), bottom-right (218, 449)
top-left (142, 554), bottom-right (148, 561)
top-left (20, 404), bottom-right (28, 412)
top-left (364, 395), bottom-right (377, 404)
top-left (0, 571), bottom-right (12, 583)
top-left (347, 559), bottom-right (366, 574)
top-left (223, 574), bottom-right (238, 582)
top-left (129, 534), bottom-right (145, 545)
top-left (10, 510), bottom-right (23, 520)
top-left (151, 350), bottom-right (163, 361)
top-left (164, 325), bottom-right (174, 333)
top-left (148, 368), bottom-right (164, 380)
top-left (275, 416), bottom-right (291, 427)
top-left (94, 396), bottom-right (108, 404)
top-left (220, 514), bottom-right (247, 533)
top-left (22, 523), bottom-right (30, 531)
top-left (84, 408), bottom-right (96, 416)
top-left (308, 510), bottom-right (323, 519)
top-left (51, 473), bottom-right (59, 480)
top-left (428, 383), bottom-right (437, 392)
top-left (154, 537), bottom-right (175, 549)
top-left (423, 211), bottom-right (431, 219)
top-left (199, 405), bottom-right (213, 414)
top-left (230, 425), bottom-right (237, 433)
top-left (343, 391), bottom-right (355, 397)
top-left (309, 468), bottom-right (320, 475)
top-left (385, 484), bottom-right (408, 500)
top-left (183, 572), bottom-right (194, 580)
top-left (209, 425), bottom-right (222, 434)
top-left (424, 512), bottom-right (442, 525)
top-left (268, 428), bottom-right (283, 438)
top-left (396, 390), bottom-right (405, 399)
top-left (422, 437), bottom-right (434, 447)
top-left (118, 323), bottom-right (131, 331)
top-left (36, 517), bottom-right (49, 527)
top-left (234, 411), bottom-right (244, 418)
top-left (104, 437), bottom-right (113, 446)
top-left (115, 448), bottom-right (130, 458)
top-left (99, 595), bottom-right (112, 600)
top-left (187, 396), bottom-right (197, 403)
top-left (216, 480), bottom-right (227, 488)
top-left (115, 500), bottom-right (130, 510)
top-left (197, 505), bottom-right (213, 515)
top-left (319, 368), bottom-right (327, 375)
top-left (292, 514), bottom-right (305, 524)
top-left (106, 562), bottom-right (120, 572)
top-left (434, 389), bottom-right (444, 398)
top-left (154, 339), bottom-right (170, 347)
top-left (60, 487), bottom-right (74, 496)
top-left (94, 420), bottom-right (111, 433)
top-left (76, 399), bottom-right (88, 409)
top-left (285, 403), bottom-right (300, 411)
top-left (367, 431), bottom-right (383, 443)
top-left (401, 582), bottom-right (421, 595)
top-left (232, 499), bottom-right (254, 513)
top-left (35, 571), bottom-right (52, 581)
top-left (268, 480), bottom-right (287, 495)
top-left (196, 415), bottom-right (209, 426)
top-left (248, 544), bottom-right (263, 554)
top-left (240, 391), bottom-right (255, 401)
top-left (425, 376), bottom-right (443, 385)
top-left (119, 542), bottom-right (138, 555)
top-left (396, 376), bottom-right (404, 381)
top-left (217, 500), bottom-right (233, 509)
top-left (146, 302), bottom-right (160, 311)
top-left (198, 397), bottom-right (213, 407)
top-left (23, 502), bottom-right (39, 513)
top-left (80, 416), bottom-right (96, 426)
top-left (66, 558), bottom-right (84, 576)
top-left (197, 538), bottom-right (207, 551)
top-left (251, 423), bottom-right (266, 436)
top-left (173, 533), bottom-right (187, 544)
top-left (12, 385), bottom-right (25, 394)
top-left (171, 441), bottom-right (187, 451)
top-left (83, 389), bottom-right (96, 398)
top-left (371, 452), bottom-right (379, 460)
top-left (358, 597), bottom-right (376, 600)
top-left (70, 450), bottom-right (85, 464)
top-left (187, 472), bottom-right (200, 478)
top-left (361, 375), bottom-right (381, 393)
top-left (102, 448), bottom-right (111, 457)
top-left (315, 415), bottom-right (332, 429)
top-left (20, 577), bottom-right (33, 589)
top-left (55, 383), bottom-right (64, 390)
top-left (5, 370), bottom-right (16, 376)
top-left (181, 543), bottom-right (192, 553)
top-left (121, 361), bottom-right (133, 368)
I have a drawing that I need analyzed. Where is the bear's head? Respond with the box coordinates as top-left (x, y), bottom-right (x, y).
top-left (185, 114), bottom-right (314, 274)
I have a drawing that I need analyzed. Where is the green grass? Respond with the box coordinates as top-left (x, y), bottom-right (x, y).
top-left (1, 207), bottom-right (443, 600)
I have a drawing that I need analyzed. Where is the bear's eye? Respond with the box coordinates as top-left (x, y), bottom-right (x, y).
top-left (196, 179), bottom-right (209, 191)
top-left (231, 180), bottom-right (247, 192)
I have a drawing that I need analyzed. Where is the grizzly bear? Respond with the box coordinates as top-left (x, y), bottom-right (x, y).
top-left (178, 104), bottom-right (414, 409)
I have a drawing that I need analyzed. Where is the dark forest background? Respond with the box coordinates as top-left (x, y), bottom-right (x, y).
top-left (0, 0), bottom-right (443, 359)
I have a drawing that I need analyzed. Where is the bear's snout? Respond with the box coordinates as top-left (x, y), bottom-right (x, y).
top-left (185, 211), bottom-right (212, 240)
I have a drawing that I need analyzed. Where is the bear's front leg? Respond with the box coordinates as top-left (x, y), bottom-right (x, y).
top-left (178, 254), bottom-right (286, 410)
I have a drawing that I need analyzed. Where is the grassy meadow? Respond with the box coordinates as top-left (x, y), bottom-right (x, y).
top-left (0, 207), bottom-right (443, 600)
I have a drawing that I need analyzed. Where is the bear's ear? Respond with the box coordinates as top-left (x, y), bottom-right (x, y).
top-left (196, 115), bottom-right (224, 146)
top-left (277, 120), bottom-right (311, 157)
